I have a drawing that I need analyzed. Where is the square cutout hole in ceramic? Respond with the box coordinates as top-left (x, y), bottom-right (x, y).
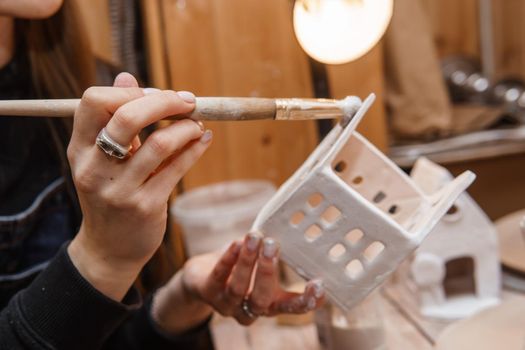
top-left (373, 191), bottom-right (386, 203)
top-left (345, 228), bottom-right (364, 245)
top-left (443, 204), bottom-right (462, 222)
top-left (290, 211), bottom-right (305, 226)
top-left (363, 241), bottom-right (385, 262)
top-left (329, 243), bottom-right (346, 261)
top-left (305, 224), bottom-right (322, 242)
top-left (307, 193), bottom-right (324, 209)
top-left (388, 205), bottom-right (399, 215)
top-left (345, 259), bottom-right (364, 279)
top-left (321, 206), bottom-right (342, 224)
top-left (333, 160), bottom-right (347, 173)
top-left (352, 175), bottom-right (364, 186)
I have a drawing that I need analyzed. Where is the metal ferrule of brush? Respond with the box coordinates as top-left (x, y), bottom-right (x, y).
top-left (275, 98), bottom-right (348, 120)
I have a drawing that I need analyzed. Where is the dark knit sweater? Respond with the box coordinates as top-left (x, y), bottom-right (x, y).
top-left (0, 244), bottom-right (213, 349)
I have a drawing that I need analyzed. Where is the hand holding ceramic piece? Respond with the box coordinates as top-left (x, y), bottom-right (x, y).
top-left (152, 233), bottom-right (325, 333)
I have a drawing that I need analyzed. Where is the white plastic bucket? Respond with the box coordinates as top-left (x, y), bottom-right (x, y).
top-left (171, 180), bottom-right (276, 257)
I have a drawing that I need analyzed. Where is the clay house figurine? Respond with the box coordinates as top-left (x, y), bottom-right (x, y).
top-left (252, 96), bottom-right (474, 312)
top-left (408, 158), bottom-right (501, 320)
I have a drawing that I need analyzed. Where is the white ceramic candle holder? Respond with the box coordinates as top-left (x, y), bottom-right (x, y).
top-left (252, 94), bottom-right (476, 311)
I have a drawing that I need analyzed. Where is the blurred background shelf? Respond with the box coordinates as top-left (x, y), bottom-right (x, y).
top-left (390, 126), bottom-right (525, 167)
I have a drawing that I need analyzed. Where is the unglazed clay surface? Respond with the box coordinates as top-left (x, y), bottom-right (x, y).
top-left (496, 209), bottom-right (525, 273)
top-left (435, 296), bottom-right (525, 350)
top-left (252, 95), bottom-right (475, 312)
top-left (409, 158), bottom-right (500, 320)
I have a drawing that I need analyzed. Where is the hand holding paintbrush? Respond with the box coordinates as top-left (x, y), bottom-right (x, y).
top-left (0, 96), bottom-right (361, 122)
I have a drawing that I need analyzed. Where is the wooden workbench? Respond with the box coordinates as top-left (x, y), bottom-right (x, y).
top-left (210, 282), bottom-right (522, 350)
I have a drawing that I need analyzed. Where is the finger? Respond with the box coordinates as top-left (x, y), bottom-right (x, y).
top-left (204, 241), bottom-right (243, 292)
top-left (124, 120), bottom-right (204, 184)
top-left (113, 74), bottom-right (140, 153)
top-left (268, 279), bottom-right (325, 315)
top-left (73, 86), bottom-right (144, 146)
top-left (233, 294), bottom-right (261, 326)
top-left (233, 310), bottom-right (258, 326)
top-left (104, 90), bottom-right (196, 147)
top-left (248, 238), bottom-right (280, 316)
top-left (130, 136), bottom-right (141, 153)
top-left (141, 130), bottom-right (212, 196)
top-left (113, 72), bottom-right (139, 88)
top-left (222, 233), bottom-right (262, 307)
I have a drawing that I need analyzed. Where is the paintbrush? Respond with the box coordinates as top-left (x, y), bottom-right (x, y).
top-left (0, 96), bottom-right (361, 121)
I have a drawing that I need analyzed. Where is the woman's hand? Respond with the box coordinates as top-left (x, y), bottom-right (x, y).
top-left (151, 233), bottom-right (325, 334)
top-left (67, 73), bottom-right (212, 301)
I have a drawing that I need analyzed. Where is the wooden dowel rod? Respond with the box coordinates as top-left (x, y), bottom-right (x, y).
top-left (188, 97), bottom-right (276, 120)
top-left (0, 99), bottom-right (80, 118)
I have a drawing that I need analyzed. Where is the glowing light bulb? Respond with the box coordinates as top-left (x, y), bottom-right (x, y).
top-left (293, 0), bottom-right (393, 64)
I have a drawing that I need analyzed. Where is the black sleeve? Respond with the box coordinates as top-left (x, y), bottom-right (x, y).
top-left (0, 243), bottom-right (215, 350)
top-left (0, 244), bottom-right (142, 350)
top-left (103, 296), bottom-right (215, 350)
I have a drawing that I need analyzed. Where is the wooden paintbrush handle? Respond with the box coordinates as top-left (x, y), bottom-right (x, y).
top-left (0, 95), bottom-right (359, 121)
top-left (0, 99), bottom-right (80, 117)
top-left (188, 97), bottom-right (276, 120)
top-left (0, 97), bottom-right (277, 120)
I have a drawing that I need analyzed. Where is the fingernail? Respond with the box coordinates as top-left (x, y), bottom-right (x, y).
top-left (143, 87), bottom-right (161, 95)
top-left (307, 297), bottom-right (316, 311)
top-left (196, 121), bottom-right (205, 132)
top-left (262, 238), bottom-right (278, 258)
top-left (312, 280), bottom-right (324, 298)
top-left (177, 90), bottom-right (196, 103)
top-left (231, 241), bottom-right (242, 255)
top-left (245, 233), bottom-right (261, 252)
top-left (200, 130), bottom-right (213, 144)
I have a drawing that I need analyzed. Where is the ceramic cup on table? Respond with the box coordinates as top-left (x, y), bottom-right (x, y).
top-left (314, 292), bottom-right (387, 350)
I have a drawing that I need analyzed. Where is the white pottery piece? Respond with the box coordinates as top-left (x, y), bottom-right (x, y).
top-left (252, 94), bottom-right (476, 312)
top-left (409, 158), bottom-right (500, 319)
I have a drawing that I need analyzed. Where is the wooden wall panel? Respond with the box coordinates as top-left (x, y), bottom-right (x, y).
top-left (141, 0), bottom-right (169, 89)
top-left (421, 0), bottom-right (479, 59)
top-left (492, 0), bottom-right (525, 80)
top-left (158, 0), bottom-right (319, 189)
top-left (326, 43), bottom-right (388, 152)
top-left (422, 0), bottom-right (525, 80)
top-left (75, 0), bottom-right (114, 64)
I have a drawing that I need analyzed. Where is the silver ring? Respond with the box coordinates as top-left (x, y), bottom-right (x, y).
top-left (95, 127), bottom-right (132, 160)
top-left (241, 299), bottom-right (258, 319)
